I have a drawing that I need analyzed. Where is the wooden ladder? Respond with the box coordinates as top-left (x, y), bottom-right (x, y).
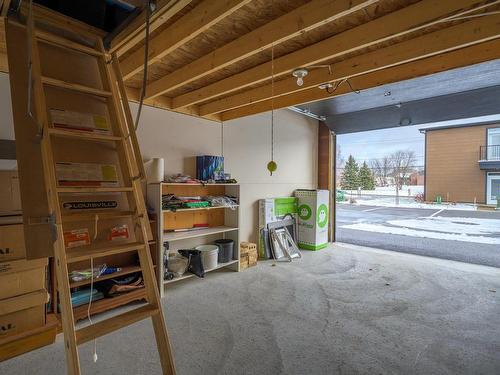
top-left (5, 16), bottom-right (176, 375)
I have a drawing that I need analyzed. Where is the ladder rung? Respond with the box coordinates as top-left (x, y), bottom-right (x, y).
top-left (57, 186), bottom-right (134, 193)
top-left (42, 76), bottom-right (112, 97)
top-left (76, 304), bottom-right (159, 345)
top-left (36, 31), bottom-right (103, 57)
top-left (67, 241), bottom-right (146, 263)
top-left (48, 128), bottom-right (122, 142)
top-left (62, 210), bottom-right (138, 222)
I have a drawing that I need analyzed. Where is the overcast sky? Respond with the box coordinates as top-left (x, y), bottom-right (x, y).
top-left (337, 115), bottom-right (500, 169)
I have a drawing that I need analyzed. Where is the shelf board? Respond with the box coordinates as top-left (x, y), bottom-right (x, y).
top-left (164, 260), bottom-right (239, 284)
top-left (161, 183), bottom-right (239, 186)
top-left (66, 241), bottom-right (145, 263)
top-left (57, 186), bottom-right (134, 193)
top-left (48, 128), bottom-right (121, 142)
top-left (162, 205), bottom-right (239, 212)
top-left (42, 76), bottom-right (112, 97)
top-left (69, 265), bottom-right (142, 288)
top-left (163, 226), bottom-right (238, 241)
top-left (72, 288), bottom-right (147, 322)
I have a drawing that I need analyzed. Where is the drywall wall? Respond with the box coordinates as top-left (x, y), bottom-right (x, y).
top-left (132, 103), bottom-right (318, 242)
top-left (0, 73), bottom-right (318, 243)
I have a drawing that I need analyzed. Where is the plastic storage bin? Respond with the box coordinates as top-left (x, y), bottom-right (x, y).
top-left (214, 239), bottom-right (234, 263)
top-left (195, 245), bottom-right (219, 271)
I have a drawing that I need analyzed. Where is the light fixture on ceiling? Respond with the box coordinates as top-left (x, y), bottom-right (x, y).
top-left (292, 68), bottom-right (309, 86)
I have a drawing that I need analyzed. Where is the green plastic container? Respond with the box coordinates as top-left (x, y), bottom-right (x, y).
top-left (435, 195), bottom-right (442, 204)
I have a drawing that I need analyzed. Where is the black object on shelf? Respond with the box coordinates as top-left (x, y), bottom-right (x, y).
top-left (214, 239), bottom-right (234, 263)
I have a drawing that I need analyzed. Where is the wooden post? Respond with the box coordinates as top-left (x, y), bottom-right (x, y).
top-left (318, 121), bottom-right (335, 242)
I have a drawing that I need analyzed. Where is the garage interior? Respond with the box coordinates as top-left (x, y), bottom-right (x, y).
top-left (0, 0), bottom-right (499, 374)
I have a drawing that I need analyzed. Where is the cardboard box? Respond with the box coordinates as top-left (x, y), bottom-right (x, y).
top-left (258, 197), bottom-right (297, 259)
top-left (295, 190), bottom-right (329, 250)
top-left (0, 171), bottom-right (22, 215)
top-left (0, 290), bottom-right (48, 340)
top-left (0, 224), bottom-right (26, 262)
top-left (50, 109), bottom-right (110, 134)
top-left (55, 162), bottom-right (119, 187)
top-left (0, 313), bottom-right (57, 362)
top-left (240, 242), bottom-right (257, 270)
top-left (0, 258), bottom-right (48, 300)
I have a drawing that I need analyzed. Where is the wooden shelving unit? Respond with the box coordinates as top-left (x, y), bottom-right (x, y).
top-left (147, 182), bottom-right (240, 297)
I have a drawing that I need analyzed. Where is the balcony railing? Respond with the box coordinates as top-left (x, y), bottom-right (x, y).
top-left (479, 145), bottom-right (500, 161)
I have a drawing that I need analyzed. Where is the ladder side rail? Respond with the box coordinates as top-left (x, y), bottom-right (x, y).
top-left (29, 20), bottom-right (82, 375)
top-left (96, 40), bottom-right (176, 375)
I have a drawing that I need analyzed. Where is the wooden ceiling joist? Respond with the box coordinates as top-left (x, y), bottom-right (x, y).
top-left (219, 38), bottom-right (500, 121)
top-left (110, 0), bottom-right (193, 56)
top-left (125, 86), bottom-right (221, 122)
top-left (120, 0), bottom-right (252, 80)
top-left (178, 0), bottom-right (484, 114)
top-left (198, 12), bottom-right (500, 116)
top-left (145, 0), bottom-right (379, 101)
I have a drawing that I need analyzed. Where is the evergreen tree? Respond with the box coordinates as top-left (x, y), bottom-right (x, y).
top-left (340, 155), bottom-right (360, 190)
top-left (359, 161), bottom-right (375, 190)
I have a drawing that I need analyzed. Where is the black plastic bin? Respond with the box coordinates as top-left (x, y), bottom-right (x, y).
top-left (214, 239), bottom-right (234, 263)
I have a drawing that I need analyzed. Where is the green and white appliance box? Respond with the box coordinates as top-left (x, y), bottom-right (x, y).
top-left (295, 189), bottom-right (329, 250)
top-left (258, 197), bottom-right (298, 259)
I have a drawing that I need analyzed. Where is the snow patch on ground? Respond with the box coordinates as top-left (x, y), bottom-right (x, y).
top-left (342, 216), bottom-right (500, 244)
top-left (343, 185), bottom-right (424, 197)
top-left (338, 198), bottom-right (476, 211)
top-left (388, 217), bottom-right (500, 235)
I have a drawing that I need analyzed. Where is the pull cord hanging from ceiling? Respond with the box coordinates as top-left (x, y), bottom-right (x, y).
top-left (267, 40), bottom-right (277, 176)
top-left (220, 120), bottom-right (224, 158)
top-left (134, 0), bottom-right (154, 131)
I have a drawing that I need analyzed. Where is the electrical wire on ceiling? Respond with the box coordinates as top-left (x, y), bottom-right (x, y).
top-left (321, 78), bottom-right (361, 95)
top-left (134, 0), bottom-right (154, 131)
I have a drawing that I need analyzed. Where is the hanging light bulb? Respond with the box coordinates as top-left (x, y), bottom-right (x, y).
top-left (292, 68), bottom-right (309, 87)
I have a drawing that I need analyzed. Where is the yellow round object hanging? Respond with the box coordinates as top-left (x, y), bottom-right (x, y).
top-left (267, 160), bottom-right (277, 175)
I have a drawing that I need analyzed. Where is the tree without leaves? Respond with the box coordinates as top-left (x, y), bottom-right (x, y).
top-left (370, 156), bottom-right (392, 187)
top-left (389, 150), bottom-right (417, 204)
top-left (340, 155), bottom-right (360, 190)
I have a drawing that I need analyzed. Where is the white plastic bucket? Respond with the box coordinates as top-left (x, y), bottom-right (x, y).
top-left (195, 245), bottom-right (219, 271)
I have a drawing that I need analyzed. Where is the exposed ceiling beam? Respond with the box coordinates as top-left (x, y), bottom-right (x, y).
top-left (120, 0), bottom-right (252, 80)
top-left (172, 0), bottom-right (485, 110)
top-left (146, 0), bottom-right (380, 101)
top-left (110, 0), bottom-right (193, 55)
top-left (219, 39), bottom-right (500, 120)
top-left (199, 13), bottom-right (500, 115)
top-left (125, 86), bottom-right (221, 122)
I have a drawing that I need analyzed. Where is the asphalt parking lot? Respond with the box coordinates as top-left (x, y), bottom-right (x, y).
top-left (336, 204), bottom-right (500, 268)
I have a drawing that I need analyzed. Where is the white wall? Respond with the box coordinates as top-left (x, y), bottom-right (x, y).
top-left (133, 103), bottom-right (318, 242)
top-left (0, 72), bottom-right (318, 243)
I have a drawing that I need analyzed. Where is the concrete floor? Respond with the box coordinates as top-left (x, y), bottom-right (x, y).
top-left (1, 244), bottom-right (500, 374)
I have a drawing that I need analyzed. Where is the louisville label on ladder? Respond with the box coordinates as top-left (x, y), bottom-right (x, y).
top-left (5, 11), bottom-right (175, 375)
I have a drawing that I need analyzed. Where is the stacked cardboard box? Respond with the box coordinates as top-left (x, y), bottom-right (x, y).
top-left (240, 242), bottom-right (257, 269)
top-left (0, 171), bottom-right (53, 361)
